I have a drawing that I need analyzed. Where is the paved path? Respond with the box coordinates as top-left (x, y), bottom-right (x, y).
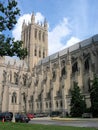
top-left (29, 117), bottom-right (98, 128)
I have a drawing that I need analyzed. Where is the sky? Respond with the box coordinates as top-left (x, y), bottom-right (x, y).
top-left (12, 0), bottom-right (98, 55)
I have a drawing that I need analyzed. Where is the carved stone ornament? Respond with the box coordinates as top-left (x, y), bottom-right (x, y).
top-left (71, 56), bottom-right (77, 64)
top-left (61, 60), bottom-right (65, 67)
top-left (34, 78), bottom-right (38, 86)
top-left (52, 61), bottom-right (59, 69)
top-left (36, 66), bottom-right (42, 75)
top-left (3, 70), bottom-right (7, 82)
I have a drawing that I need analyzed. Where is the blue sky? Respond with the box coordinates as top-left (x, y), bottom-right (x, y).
top-left (12, 0), bottom-right (98, 55)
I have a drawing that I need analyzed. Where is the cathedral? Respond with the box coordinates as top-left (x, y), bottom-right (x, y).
top-left (0, 13), bottom-right (98, 116)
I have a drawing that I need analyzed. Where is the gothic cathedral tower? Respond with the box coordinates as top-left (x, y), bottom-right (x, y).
top-left (21, 13), bottom-right (48, 71)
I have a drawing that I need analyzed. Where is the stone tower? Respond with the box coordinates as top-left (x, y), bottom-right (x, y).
top-left (21, 13), bottom-right (48, 71)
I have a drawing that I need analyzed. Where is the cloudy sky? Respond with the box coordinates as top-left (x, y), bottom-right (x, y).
top-left (12, 0), bottom-right (98, 55)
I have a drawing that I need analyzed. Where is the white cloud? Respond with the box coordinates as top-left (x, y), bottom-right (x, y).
top-left (12, 12), bottom-right (45, 40)
top-left (61, 37), bottom-right (80, 50)
top-left (35, 12), bottom-right (44, 23)
top-left (12, 14), bottom-right (80, 55)
top-left (48, 18), bottom-right (71, 55)
top-left (12, 14), bottom-right (31, 40)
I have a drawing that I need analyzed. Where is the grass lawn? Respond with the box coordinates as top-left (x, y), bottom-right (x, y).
top-left (0, 122), bottom-right (97, 130)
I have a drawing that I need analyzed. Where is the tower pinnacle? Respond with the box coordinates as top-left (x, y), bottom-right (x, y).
top-left (31, 12), bottom-right (35, 23)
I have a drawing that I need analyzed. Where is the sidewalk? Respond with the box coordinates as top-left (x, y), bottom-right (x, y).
top-left (52, 117), bottom-right (98, 121)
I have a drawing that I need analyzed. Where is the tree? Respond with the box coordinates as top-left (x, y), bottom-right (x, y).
top-left (89, 75), bottom-right (98, 117)
top-left (70, 82), bottom-right (86, 117)
top-left (0, 0), bottom-right (27, 59)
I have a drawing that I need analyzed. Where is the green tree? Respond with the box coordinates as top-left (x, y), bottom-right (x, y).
top-left (89, 75), bottom-right (98, 117)
top-left (0, 0), bottom-right (27, 59)
top-left (70, 82), bottom-right (86, 117)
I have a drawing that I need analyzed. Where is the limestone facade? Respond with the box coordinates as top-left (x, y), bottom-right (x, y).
top-left (0, 13), bottom-right (98, 115)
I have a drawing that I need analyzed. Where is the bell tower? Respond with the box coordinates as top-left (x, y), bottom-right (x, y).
top-left (21, 12), bottom-right (48, 71)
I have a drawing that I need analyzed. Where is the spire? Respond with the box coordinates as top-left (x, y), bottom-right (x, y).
top-left (22, 20), bottom-right (25, 28)
top-left (31, 12), bottom-right (35, 23)
top-left (44, 18), bottom-right (48, 28)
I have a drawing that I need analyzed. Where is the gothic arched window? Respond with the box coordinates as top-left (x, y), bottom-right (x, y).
top-left (12, 92), bottom-right (17, 104)
top-left (37, 103), bottom-right (39, 108)
top-left (84, 58), bottom-right (89, 71)
top-left (34, 49), bottom-right (37, 56)
top-left (61, 66), bottom-right (66, 77)
top-left (10, 71), bottom-right (12, 82)
top-left (14, 72), bottom-right (18, 85)
top-left (60, 100), bottom-right (62, 107)
top-left (46, 102), bottom-right (48, 108)
top-left (39, 31), bottom-right (41, 40)
top-left (56, 101), bottom-right (58, 108)
top-left (42, 32), bottom-right (45, 42)
top-left (35, 29), bottom-right (37, 39)
top-left (39, 50), bottom-right (41, 57)
top-left (23, 74), bottom-right (27, 86)
top-left (72, 62), bottom-right (78, 74)
top-left (52, 70), bottom-right (56, 80)
top-left (43, 51), bottom-right (45, 58)
top-left (3, 70), bottom-right (6, 82)
top-left (49, 102), bottom-right (51, 108)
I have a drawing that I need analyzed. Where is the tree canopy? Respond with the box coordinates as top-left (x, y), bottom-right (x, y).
top-left (0, 0), bottom-right (27, 59)
top-left (70, 82), bottom-right (86, 117)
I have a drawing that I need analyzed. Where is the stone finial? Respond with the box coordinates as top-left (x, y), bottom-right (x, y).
top-left (22, 20), bottom-right (25, 28)
top-left (31, 12), bottom-right (35, 23)
top-left (44, 18), bottom-right (48, 28)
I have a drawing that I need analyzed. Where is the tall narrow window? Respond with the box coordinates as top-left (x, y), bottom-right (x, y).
top-left (56, 101), bottom-right (58, 108)
top-left (84, 58), bottom-right (89, 71)
top-left (42, 32), bottom-right (45, 42)
top-left (61, 66), bottom-right (66, 77)
top-left (39, 31), bottom-right (41, 40)
top-left (14, 72), bottom-right (18, 85)
top-left (39, 50), bottom-right (41, 57)
top-left (12, 92), bottom-right (17, 104)
top-left (3, 70), bottom-right (6, 82)
top-left (10, 71), bottom-right (12, 82)
top-left (35, 49), bottom-right (37, 56)
top-left (35, 29), bottom-right (37, 39)
top-left (72, 62), bottom-right (78, 74)
top-left (60, 100), bottom-right (62, 107)
top-left (46, 102), bottom-right (48, 108)
top-left (23, 74), bottom-right (27, 86)
top-left (43, 51), bottom-right (45, 58)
